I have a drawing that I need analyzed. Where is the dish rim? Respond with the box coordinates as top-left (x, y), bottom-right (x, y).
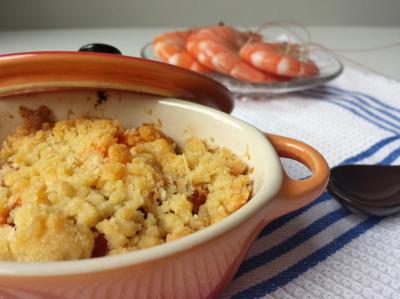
top-left (0, 51), bottom-right (235, 113)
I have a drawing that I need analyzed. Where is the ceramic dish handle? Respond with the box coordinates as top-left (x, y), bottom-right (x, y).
top-left (265, 133), bottom-right (330, 220)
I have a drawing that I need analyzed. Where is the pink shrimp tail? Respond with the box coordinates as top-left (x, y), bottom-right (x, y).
top-left (240, 42), bottom-right (319, 78)
top-left (153, 31), bottom-right (210, 73)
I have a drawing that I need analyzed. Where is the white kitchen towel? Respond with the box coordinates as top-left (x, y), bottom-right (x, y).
top-left (220, 67), bottom-right (400, 299)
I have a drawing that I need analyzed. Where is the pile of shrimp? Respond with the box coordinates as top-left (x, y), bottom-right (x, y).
top-left (152, 24), bottom-right (319, 83)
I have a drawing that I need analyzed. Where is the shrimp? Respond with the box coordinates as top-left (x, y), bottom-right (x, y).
top-left (239, 42), bottom-right (319, 78)
top-left (153, 31), bottom-right (210, 72)
top-left (185, 25), bottom-right (284, 83)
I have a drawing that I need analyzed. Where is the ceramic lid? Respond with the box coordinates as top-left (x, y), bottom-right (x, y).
top-left (0, 51), bottom-right (234, 113)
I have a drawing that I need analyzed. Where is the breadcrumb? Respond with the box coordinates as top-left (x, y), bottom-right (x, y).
top-left (0, 115), bottom-right (252, 261)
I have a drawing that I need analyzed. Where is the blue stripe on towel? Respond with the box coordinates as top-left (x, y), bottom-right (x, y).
top-left (326, 86), bottom-right (400, 114)
top-left (304, 89), bottom-right (400, 130)
top-left (235, 208), bottom-right (350, 279)
top-left (342, 135), bottom-right (400, 164)
top-left (297, 90), bottom-right (400, 134)
top-left (378, 147), bottom-right (400, 165)
top-left (315, 86), bottom-right (400, 123)
top-left (232, 217), bottom-right (383, 298)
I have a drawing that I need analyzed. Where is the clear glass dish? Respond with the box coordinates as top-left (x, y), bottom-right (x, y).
top-left (140, 42), bottom-right (343, 95)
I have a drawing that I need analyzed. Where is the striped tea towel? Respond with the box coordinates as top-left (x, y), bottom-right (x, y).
top-left (221, 67), bottom-right (400, 299)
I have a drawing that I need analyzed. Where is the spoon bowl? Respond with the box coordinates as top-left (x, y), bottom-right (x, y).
top-left (328, 165), bottom-right (400, 216)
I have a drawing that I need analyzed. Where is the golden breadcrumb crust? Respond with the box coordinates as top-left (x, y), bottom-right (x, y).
top-left (0, 116), bottom-right (252, 261)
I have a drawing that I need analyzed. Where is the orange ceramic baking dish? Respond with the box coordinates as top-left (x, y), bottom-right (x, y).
top-left (0, 52), bottom-right (329, 299)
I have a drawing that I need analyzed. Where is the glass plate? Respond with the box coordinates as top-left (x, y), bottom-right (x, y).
top-left (141, 43), bottom-right (343, 95)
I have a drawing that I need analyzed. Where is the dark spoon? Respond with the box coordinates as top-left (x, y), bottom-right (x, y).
top-left (328, 165), bottom-right (400, 216)
top-left (78, 43), bottom-right (122, 55)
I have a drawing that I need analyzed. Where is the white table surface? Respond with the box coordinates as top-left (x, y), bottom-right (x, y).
top-left (0, 26), bottom-right (399, 81)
